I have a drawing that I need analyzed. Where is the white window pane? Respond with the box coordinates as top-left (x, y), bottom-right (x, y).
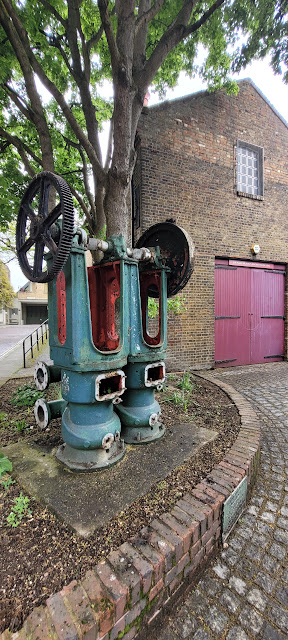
top-left (237, 143), bottom-right (261, 196)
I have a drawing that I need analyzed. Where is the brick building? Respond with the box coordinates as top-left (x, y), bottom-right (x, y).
top-left (133, 79), bottom-right (288, 370)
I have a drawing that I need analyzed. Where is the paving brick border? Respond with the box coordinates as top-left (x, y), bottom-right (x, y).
top-left (1, 374), bottom-right (261, 640)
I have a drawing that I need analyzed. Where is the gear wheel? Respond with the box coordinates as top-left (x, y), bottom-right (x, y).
top-left (16, 171), bottom-right (74, 283)
top-left (136, 221), bottom-right (195, 297)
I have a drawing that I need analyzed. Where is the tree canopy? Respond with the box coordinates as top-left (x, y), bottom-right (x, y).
top-left (0, 259), bottom-right (14, 307)
top-left (0, 1), bottom-right (287, 241)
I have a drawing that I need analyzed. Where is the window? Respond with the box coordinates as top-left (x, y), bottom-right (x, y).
top-left (237, 141), bottom-right (264, 198)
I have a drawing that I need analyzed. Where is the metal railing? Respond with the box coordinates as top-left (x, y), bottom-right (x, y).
top-left (23, 319), bottom-right (49, 368)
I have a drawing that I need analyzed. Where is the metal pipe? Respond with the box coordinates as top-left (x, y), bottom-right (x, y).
top-left (126, 247), bottom-right (152, 261)
top-left (34, 362), bottom-right (62, 390)
top-left (87, 238), bottom-right (111, 252)
top-left (34, 398), bottom-right (67, 430)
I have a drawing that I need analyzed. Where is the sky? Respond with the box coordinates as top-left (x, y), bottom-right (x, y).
top-left (5, 55), bottom-right (288, 292)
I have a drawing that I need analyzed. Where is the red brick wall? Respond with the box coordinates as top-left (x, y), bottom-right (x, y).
top-left (135, 80), bottom-right (288, 369)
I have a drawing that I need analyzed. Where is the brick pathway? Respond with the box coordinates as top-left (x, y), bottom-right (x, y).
top-left (156, 363), bottom-right (288, 640)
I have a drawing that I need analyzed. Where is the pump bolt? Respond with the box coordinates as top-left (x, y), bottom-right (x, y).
top-left (149, 413), bottom-right (159, 426)
top-left (102, 433), bottom-right (115, 450)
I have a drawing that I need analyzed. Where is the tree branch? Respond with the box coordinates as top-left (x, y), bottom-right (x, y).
top-left (68, 183), bottom-right (94, 234)
top-left (0, 0), bottom-right (54, 171)
top-left (62, 134), bottom-right (96, 220)
top-left (185, 0), bottom-right (226, 37)
top-left (104, 116), bottom-right (114, 171)
top-left (79, 147), bottom-right (97, 217)
top-left (0, 126), bottom-right (38, 176)
top-left (134, 0), bottom-right (152, 71)
top-left (87, 25), bottom-right (104, 56)
top-left (2, 82), bottom-right (34, 122)
top-left (98, 0), bottom-right (120, 75)
top-left (0, 0), bottom-right (106, 184)
top-left (66, 0), bottom-right (102, 164)
top-left (137, 0), bottom-right (225, 90)
top-left (39, 29), bottom-right (74, 75)
top-left (37, 0), bottom-right (66, 28)
top-left (135, 0), bottom-right (165, 35)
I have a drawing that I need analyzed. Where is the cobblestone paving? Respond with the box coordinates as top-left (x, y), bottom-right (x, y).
top-left (156, 363), bottom-right (288, 639)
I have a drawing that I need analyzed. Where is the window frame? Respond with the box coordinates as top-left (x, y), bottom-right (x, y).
top-left (236, 140), bottom-right (264, 200)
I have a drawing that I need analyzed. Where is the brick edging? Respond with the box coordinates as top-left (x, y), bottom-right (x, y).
top-left (2, 375), bottom-right (261, 640)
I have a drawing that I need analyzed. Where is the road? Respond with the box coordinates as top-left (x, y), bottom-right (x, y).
top-left (0, 324), bottom-right (39, 357)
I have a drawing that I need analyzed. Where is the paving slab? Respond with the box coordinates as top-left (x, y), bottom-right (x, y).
top-left (0, 339), bottom-right (50, 387)
top-left (3, 422), bottom-right (217, 538)
top-left (156, 362), bottom-right (288, 640)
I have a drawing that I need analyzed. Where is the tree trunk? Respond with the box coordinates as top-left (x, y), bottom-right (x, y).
top-left (105, 171), bottom-right (131, 241)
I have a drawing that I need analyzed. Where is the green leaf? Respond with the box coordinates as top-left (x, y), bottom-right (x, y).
top-left (0, 451), bottom-right (13, 478)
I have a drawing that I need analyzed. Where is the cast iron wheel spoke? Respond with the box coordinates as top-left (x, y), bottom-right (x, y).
top-left (22, 201), bottom-right (36, 221)
top-left (38, 178), bottom-right (50, 219)
top-left (42, 202), bottom-right (62, 229)
top-left (17, 235), bottom-right (35, 254)
top-left (43, 232), bottom-right (58, 255)
top-left (33, 240), bottom-right (45, 279)
top-left (16, 171), bottom-right (74, 283)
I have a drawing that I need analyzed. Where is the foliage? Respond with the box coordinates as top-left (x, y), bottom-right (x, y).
top-left (161, 388), bottom-right (192, 413)
top-left (160, 371), bottom-right (196, 412)
top-left (0, 449), bottom-right (12, 478)
top-left (0, 0), bottom-right (273, 238)
top-left (177, 371), bottom-right (195, 391)
top-left (167, 295), bottom-right (187, 316)
top-left (1, 473), bottom-right (14, 490)
top-left (6, 492), bottom-right (31, 527)
top-left (0, 260), bottom-right (14, 307)
top-left (148, 294), bottom-right (186, 318)
top-left (13, 419), bottom-right (27, 432)
top-left (229, 1), bottom-right (288, 82)
top-left (11, 383), bottom-right (44, 407)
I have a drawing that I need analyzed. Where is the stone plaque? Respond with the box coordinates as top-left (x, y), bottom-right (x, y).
top-left (222, 476), bottom-right (248, 540)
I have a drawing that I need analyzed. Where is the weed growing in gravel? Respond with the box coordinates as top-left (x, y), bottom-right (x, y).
top-left (177, 372), bottom-right (197, 392)
top-left (0, 450), bottom-right (12, 478)
top-left (11, 383), bottom-right (44, 407)
top-left (1, 474), bottom-right (14, 490)
top-left (13, 419), bottom-right (27, 432)
top-left (159, 372), bottom-right (197, 413)
top-left (161, 389), bottom-right (192, 413)
top-left (6, 492), bottom-right (31, 527)
top-left (0, 412), bottom-right (9, 429)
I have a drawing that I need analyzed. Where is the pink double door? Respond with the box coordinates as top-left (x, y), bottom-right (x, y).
top-left (215, 259), bottom-right (285, 367)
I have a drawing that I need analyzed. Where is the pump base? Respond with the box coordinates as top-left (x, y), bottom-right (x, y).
top-left (121, 422), bottom-right (165, 444)
top-left (56, 440), bottom-right (126, 471)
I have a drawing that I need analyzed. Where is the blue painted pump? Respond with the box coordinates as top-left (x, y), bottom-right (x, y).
top-left (34, 232), bottom-right (169, 470)
top-left (16, 172), bottom-right (194, 471)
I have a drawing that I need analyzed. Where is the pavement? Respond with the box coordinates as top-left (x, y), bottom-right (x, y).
top-left (156, 362), bottom-right (288, 640)
top-left (0, 326), bottom-right (50, 387)
top-left (0, 324), bottom-right (39, 357)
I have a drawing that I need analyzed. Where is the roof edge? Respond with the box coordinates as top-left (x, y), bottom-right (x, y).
top-left (144, 78), bottom-right (288, 130)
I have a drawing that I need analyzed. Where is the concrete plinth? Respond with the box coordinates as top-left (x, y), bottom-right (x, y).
top-left (3, 422), bottom-right (217, 537)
